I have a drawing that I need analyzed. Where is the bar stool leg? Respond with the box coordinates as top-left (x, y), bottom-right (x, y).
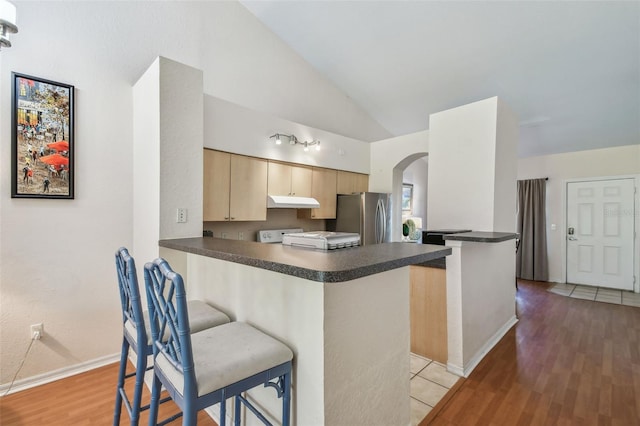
top-left (282, 372), bottom-right (291, 426)
top-left (234, 395), bottom-right (241, 426)
top-left (113, 339), bottom-right (129, 426)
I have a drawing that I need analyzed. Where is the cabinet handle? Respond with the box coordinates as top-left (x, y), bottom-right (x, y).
top-left (224, 217), bottom-right (229, 220)
top-left (230, 217), bottom-right (235, 220)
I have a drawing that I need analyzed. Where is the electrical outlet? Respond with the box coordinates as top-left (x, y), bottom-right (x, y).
top-left (176, 208), bottom-right (187, 223)
top-left (238, 232), bottom-right (244, 240)
top-left (221, 232), bottom-right (228, 239)
top-left (31, 323), bottom-right (44, 340)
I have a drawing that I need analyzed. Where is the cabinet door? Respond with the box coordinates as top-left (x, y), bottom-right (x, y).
top-left (309, 168), bottom-right (337, 219)
top-left (290, 165), bottom-right (312, 197)
top-left (410, 266), bottom-right (447, 363)
top-left (203, 150), bottom-right (231, 221)
top-left (229, 154), bottom-right (268, 221)
top-left (354, 173), bottom-right (369, 193)
top-left (267, 162), bottom-right (292, 196)
top-left (337, 170), bottom-right (369, 195)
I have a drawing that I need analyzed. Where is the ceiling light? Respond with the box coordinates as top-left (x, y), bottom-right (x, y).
top-left (0, 0), bottom-right (18, 50)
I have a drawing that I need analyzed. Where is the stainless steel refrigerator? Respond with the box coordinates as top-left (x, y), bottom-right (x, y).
top-left (334, 192), bottom-right (391, 245)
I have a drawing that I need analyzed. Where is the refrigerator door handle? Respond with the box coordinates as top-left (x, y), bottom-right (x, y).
top-left (379, 199), bottom-right (387, 243)
top-left (374, 199), bottom-right (381, 243)
top-left (375, 198), bottom-right (386, 244)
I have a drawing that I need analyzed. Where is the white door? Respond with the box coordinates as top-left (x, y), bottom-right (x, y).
top-left (566, 179), bottom-right (635, 290)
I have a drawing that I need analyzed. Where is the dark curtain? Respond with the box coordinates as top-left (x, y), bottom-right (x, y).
top-left (516, 178), bottom-right (548, 281)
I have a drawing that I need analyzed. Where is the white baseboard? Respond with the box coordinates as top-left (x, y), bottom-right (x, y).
top-left (445, 362), bottom-right (465, 377)
top-left (0, 353), bottom-right (119, 396)
top-left (447, 315), bottom-right (518, 378)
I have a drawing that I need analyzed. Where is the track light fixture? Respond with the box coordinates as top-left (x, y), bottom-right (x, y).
top-left (269, 133), bottom-right (320, 152)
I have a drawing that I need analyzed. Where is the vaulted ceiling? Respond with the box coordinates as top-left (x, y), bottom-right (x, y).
top-left (241, 1), bottom-right (639, 157)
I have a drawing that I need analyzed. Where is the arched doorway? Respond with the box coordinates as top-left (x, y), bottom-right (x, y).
top-left (390, 153), bottom-right (428, 242)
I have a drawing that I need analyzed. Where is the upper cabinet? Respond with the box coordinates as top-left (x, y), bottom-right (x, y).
top-left (204, 149), bottom-right (368, 221)
top-left (337, 171), bottom-right (369, 195)
top-left (267, 162), bottom-right (312, 197)
top-left (203, 150), bottom-right (267, 221)
top-left (299, 167), bottom-right (337, 219)
top-left (203, 150), bottom-right (230, 221)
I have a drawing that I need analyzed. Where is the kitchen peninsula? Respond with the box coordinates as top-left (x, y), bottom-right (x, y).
top-left (159, 237), bottom-right (450, 426)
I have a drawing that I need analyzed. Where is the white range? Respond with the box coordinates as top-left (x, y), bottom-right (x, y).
top-left (282, 231), bottom-right (360, 250)
top-left (257, 229), bottom-right (360, 250)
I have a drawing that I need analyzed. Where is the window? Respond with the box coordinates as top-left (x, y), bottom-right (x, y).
top-left (402, 183), bottom-right (413, 213)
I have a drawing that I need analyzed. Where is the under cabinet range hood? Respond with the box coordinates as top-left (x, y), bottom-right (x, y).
top-left (267, 195), bottom-right (320, 209)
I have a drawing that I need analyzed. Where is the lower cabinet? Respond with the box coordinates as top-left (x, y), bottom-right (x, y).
top-left (410, 265), bottom-right (447, 364)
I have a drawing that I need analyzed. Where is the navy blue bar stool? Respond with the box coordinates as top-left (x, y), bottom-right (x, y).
top-left (144, 257), bottom-right (293, 426)
top-left (113, 247), bottom-right (231, 426)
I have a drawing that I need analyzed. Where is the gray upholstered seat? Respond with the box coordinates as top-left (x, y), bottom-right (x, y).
top-left (155, 321), bottom-right (293, 397)
top-left (124, 300), bottom-right (230, 346)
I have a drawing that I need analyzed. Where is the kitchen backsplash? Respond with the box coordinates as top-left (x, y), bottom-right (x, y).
top-left (204, 209), bottom-right (326, 242)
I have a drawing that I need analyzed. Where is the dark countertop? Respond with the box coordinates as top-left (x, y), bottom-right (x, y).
top-left (415, 257), bottom-right (446, 269)
top-left (159, 237), bottom-right (451, 283)
top-left (443, 231), bottom-right (518, 243)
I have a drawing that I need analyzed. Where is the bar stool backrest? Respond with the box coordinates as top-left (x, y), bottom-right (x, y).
top-left (144, 258), bottom-right (196, 399)
top-left (115, 247), bottom-right (148, 354)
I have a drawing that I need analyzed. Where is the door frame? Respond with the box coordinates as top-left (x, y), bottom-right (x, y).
top-left (562, 174), bottom-right (640, 292)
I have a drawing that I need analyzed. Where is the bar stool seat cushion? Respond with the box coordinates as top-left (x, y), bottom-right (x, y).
top-left (155, 321), bottom-right (294, 397)
top-left (124, 300), bottom-right (230, 346)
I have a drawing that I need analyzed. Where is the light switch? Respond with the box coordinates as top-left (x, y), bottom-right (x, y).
top-left (551, 224), bottom-right (556, 230)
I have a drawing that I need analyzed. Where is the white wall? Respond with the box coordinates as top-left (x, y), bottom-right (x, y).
top-left (493, 98), bottom-right (518, 232)
top-left (204, 96), bottom-right (370, 173)
top-left (446, 239), bottom-right (517, 377)
top-left (0, 1), bottom-right (388, 387)
top-left (133, 58), bottom-right (205, 269)
top-left (517, 145), bottom-right (640, 283)
top-left (132, 59), bottom-right (161, 272)
top-left (370, 130), bottom-right (429, 241)
top-left (428, 97), bottom-right (520, 232)
top-left (369, 130), bottom-right (429, 193)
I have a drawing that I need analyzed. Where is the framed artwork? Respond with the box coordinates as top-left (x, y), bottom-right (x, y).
top-left (402, 183), bottom-right (413, 213)
top-left (11, 72), bottom-right (74, 199)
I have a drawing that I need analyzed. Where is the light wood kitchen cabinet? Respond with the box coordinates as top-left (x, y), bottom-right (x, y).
top-left (337, 170), bottom-right (369, 195)
top-left (298, 167), bottom-right (337, 219)
top-left (203, 150), bottom-right (268, 221)
top-left (410, 265), bottom-right (447, 364)
top-left (203, 150), bottom-right (230, 221)
top-left (267, 161), bottom-right (312, 197)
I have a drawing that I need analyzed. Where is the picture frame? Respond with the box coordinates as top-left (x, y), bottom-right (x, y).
top-left (402, 183), bottom-right (413, 213)
top-left (11, 72), bottom-right (74, 199)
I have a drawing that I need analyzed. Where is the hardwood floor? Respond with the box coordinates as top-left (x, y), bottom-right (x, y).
top-left (426, 279), bottom-right (640, 425)
top-left (2, 280), bottom-right (638, 425)
top-left (0, 362), bottom-right (216, 425)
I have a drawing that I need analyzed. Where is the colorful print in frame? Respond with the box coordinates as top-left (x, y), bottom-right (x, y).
top-left (11, 72), bottom-right (74, 199)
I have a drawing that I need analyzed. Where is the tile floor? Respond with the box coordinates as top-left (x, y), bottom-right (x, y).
top-left (548, 283), bottom-right (640, 307)
top-left (410, 353), bottom-right (461, 425)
